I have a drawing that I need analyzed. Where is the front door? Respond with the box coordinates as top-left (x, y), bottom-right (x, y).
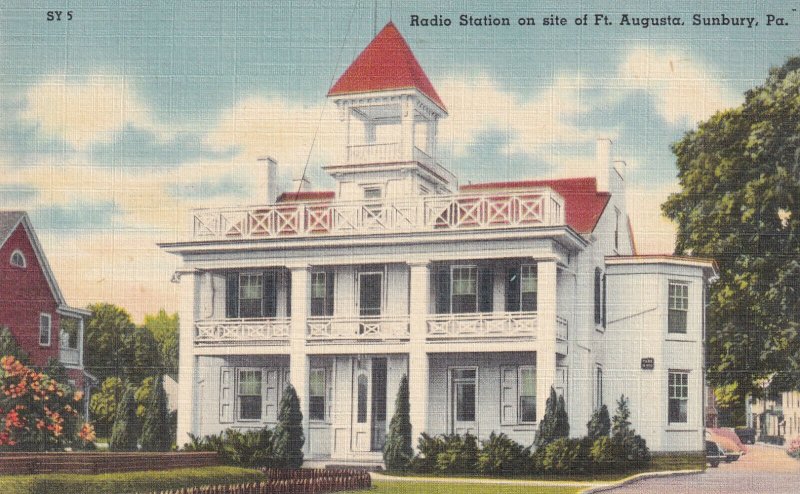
top-left (351, 357), bottom-right (388, 452)
top-left (451, 368), bottom-right (477, 435)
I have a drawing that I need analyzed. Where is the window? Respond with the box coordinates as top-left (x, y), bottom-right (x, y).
top-left (452, 368), bottom-right (476, 423)
top-left (227, 271), bottom-right (278, 318)
top-left (309, 369), bottom-right (326, 421)
top-left (668, 371), bottom-right (689, 424)
top-left (237, 369), bottom-right (262, 420)
top-left (451, 266), bottom-right (477, 313)
top-left (10, 250), bottom-right (26, 268)
top-left (668, 282), bottom-right (689, 334)
top-left (595, 366), bottom-right (604, 409)
top-left (310, 271), bottom-right (334, 316)
top-left (519, 367), bottom-right (536, 423)
top-left (520, 264), bottom-right (538, 311)
top-left (357, 374), bottom-right (368, 423)
top-left (239, 273), bottom-right (263, 318)
top-left (39, 313), bottom-right (51, 346)
top-left (363, 186), bottom-right (383, 200)
top-left (594, 269), bottom-right (604, 327)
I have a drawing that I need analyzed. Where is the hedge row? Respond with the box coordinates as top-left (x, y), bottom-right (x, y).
top-left (140, 470), bottom-right (372, 494)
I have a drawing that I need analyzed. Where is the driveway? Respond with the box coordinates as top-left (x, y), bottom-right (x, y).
top-left (606, 444), bottom-right (800, 493)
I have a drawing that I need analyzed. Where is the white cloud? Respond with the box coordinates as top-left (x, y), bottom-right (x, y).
top-left (619, 48), bottom-right (741, 126)
top-left (21, 74), bottom-right (170, 150)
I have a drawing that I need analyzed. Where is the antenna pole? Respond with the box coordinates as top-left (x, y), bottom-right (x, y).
top-left (373, 0), bottom-right (377, 35)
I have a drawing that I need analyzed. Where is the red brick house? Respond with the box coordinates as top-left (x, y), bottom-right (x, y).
top-left (0, 211), bottom-right (94, 416)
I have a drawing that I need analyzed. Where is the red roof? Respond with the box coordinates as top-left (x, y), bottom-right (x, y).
top-left (328, 22), bottom-right (446, 111)
top-left (276, 191), bottom-right (336, 203)
top-left (461, 177), bottom-right (611, 233)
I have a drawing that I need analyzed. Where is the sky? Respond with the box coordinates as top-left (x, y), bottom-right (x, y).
top-left (1, 0), bottom-right (798, 320)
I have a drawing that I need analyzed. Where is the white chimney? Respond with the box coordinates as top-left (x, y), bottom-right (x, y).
top-left (595, 138), bottom-right (612, 193)
top-left (258, 156), bottom-right (278, 203)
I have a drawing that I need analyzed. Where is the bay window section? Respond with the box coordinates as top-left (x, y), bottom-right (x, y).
top-left (668, 371), bottom-right (689, 424)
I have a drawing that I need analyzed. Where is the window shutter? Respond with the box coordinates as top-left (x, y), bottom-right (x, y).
top-left (505, 268), bottom-right (520, 312)
top-left (226, 273), bottom-right (239, 318)
top-left (435, 267), bottom-right (450, 314)
top-left (478, 267), bottom-right (493, 313)
top-left (263, 271), bottom-right (278, 318)
top-left (326, 270), bottom-right (335, 316)
top-left (500, 366), bottom-right (518, 425)
top-left (286, 271), bottom-right (292, 317)
top-left (594, 269), bottom-right (602, 325)
top-left (219, 367), bottom-right (234, 423)
top-left (602, 273), bottom-right (607, 328)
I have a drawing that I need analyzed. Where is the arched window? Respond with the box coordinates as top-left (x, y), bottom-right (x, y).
top-left (10, 250), bottom-right (26, 268)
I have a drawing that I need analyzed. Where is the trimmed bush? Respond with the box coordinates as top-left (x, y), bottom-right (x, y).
top-left (587, 405), bottom-right (611, 440)
top-left (589, 436), bottom-right (615, 473)
top-left (140, 375), bottom-right (170, 451)
top-left (610, 395), bottom-right (650, 470)
top-left (434, 433), bottom-right (478, 474)
top-left (409, 433), bottom-right (446, 473)
top-left (476, 432), bottom-right (531, 476)
top-left (272, 384), bottom-right (304, 469)
top-left (534, 388), bottom-right (566, 450)
top-left (184, 428), bottom-right (276, 468)
top-left (383, 375), bottom-right (413, 471)
top-left (538, 437), bottom-right (590, 475)
top-left (109, 385), bottom-right (138, 451)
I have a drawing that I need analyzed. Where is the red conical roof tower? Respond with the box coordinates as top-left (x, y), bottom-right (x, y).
top-left (328, 22), bottom-right (446, 112)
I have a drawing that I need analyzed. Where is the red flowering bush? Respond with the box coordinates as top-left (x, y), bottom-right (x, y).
top-left (0, 355), bottom-right (94, 450)
top-left (787, 436), bottom-right (800, 459)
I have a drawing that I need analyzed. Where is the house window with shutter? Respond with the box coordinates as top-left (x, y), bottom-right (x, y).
top-left (237, 369), bottom-right (262, 421)
top-left (310, 271), bottom-right (334, 317)
top-left (506, 264), bottom-right (537, 312)
top-left (518, 366), bottom-right (537, 423)
top-left (226, 271), bottom-right (279, 318)
top-left (309, 368), bottom-right (326, 421)
top-left (500, 365), bottom-right (536, 424)
top-left (239, 274), bottom-right (263, 318)
top-left (451, 266), bottom-right (477, 313)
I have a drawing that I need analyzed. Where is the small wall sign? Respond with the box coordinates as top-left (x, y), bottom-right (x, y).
top-left (641, 358), bottom-right (655, 370)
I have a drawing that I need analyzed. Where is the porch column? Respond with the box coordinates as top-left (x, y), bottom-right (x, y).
top-left (408, 262), bottom-right (430, 450)
top-left (400, 96), bottom-right (415, 161)
top-left (537, 260), bottom-right (558, 427)
top-left (289, 266), bottom-right (310, 450)
top-left (176, 270), bottom-right (199, 447)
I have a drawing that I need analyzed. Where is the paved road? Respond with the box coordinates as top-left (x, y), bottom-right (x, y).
top-left (608, 445), bottom-right (800, 494)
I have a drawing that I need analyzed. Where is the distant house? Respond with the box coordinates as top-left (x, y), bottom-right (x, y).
top-left (0, 211), bottom-right (94, 417)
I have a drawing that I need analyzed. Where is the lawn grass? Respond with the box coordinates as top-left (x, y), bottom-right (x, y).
top-left (0, 466), bottom-right (264, 494)
top-left (349, 481), bottom-right (586, 494)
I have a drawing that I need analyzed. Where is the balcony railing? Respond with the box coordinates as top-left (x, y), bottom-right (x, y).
top-left (59, 347), bottom-right (80, 366)
top-left (195, 318), bottom-right (291, 345)
top-left (192, 189), bottom-right (565, 241)
top-left (307, 316), bottom-right (410, 341)
top-left (347, 142), bottom-right (402, 164)
top-left (426, 311), bottom-right (538, 340)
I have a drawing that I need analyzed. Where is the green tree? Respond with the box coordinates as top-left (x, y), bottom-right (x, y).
top-left (273, 384), bottom-right (304, 468)
top-left (555, 395), bottom-right (570, 439)
top-left (662, 56), bottom-right (800, 396)
top-left (534, 388), bottom-right (564, 449)
top-left (89, 377), bottom-right (125, 436)
top-left (0, 326), bottom-right (29, 363)
top-left (143, 309), bottom-right (179, 377)
top-left (109, 385), bottom-right (138, 451)
top-left (84, 303), bottom-right (136, 382)
top-left (127, 327), bottom-right (161, 383)
top-left (383, 374), bottom-right (412, 471)
top-left (140, 375), bottom-right (171, 451)
top-left (587, 404), bottom-right (611, 440)
top-left (610, 395), bottom-right (650, 469)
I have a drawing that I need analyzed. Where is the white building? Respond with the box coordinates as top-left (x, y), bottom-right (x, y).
top-left (161, 22), bottom-right (718, 465)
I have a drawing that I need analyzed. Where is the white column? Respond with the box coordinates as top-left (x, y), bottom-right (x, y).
top-left (289, 266), bottom-right (310, 451)
top-left (400, 97), bottom-right (415, 161)
top-left (78, 317), bottom-right (84, 368)
top-left (536, 260), bottom-right (558, 426)
top-left (408, 262), bottom-right (430, 450)
top-left (426, 119), bottom-right (437, 159)
top-left (176, 271), bottom-right (199, 447)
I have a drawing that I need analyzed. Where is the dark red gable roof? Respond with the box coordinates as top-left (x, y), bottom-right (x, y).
top-left (276, 191), bottom-right (336, 203)
top-left (461, 177), bottom-right (611, 233)
top-left (328, 22), bottom-right (446, 111)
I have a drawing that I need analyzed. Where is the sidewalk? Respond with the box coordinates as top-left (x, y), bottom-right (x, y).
top-left (371, 469), bottom-right (703, 493)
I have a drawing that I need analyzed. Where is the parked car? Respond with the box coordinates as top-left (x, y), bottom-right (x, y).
top-left (706, 440), bottom-right (727, 468)
top-left (735, 427), bottom-right (756, 444)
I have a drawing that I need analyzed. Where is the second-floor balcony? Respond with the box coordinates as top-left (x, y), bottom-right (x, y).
top-left (191, 188), bottom-right (565, 241)
top-left (426, 311), bottom-right (538, 341)
top-left (307, 315), bottom-right (410, 342)
top-left (59, 346), bottom-right (80, 366)
top-left (195, 317), bottom-right (291, 345)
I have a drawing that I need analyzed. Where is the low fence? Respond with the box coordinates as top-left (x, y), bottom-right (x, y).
top-left (0, 451), bottom-right (220, 475)
top-left (140, 469), bottom-right (372, 494)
